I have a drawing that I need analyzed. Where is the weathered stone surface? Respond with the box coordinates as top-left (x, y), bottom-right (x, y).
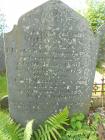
top-left (0, 95), bottom-right (8, 109)
top-left (5, 0), bottom-right (98, 126)
top-left (97, 24), bottom-right (105, 68)
top-left (0, 35), bottom-right (5, 73)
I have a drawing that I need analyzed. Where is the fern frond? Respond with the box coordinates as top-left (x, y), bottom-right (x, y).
top-left (24, 120), bottom-right (34, 140)
top-left (0, 111), bottom-right (24, 140)
top-left (45, 125), bottom-right (51, 140)
top-left (34, 107), bottom-right (69, 140)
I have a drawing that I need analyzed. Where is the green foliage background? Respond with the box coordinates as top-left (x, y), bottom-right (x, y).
top-left (84, 0), bottom-right (105, 33)
top-left (0, 108), bottom-right (104, 140)
top-left (84, 0), bottom-right (105, 71)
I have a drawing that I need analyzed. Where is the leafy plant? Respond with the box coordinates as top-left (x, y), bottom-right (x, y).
top-left (84, 0), bottom-right (105, 33)
top-left (24, 120), bottom-right (34, 140)
top-left (0, 108), bottom-right (104, 140)
top-left (60, 112), bottom-right (100, 140)
top-left (0, 111), bottom-right (24, 140)
top-left (33, 107), bottom-right (69, 140)
top-left (0, 107), bottom-right (69, 140)
top-left (70, 113), bottom-right (85, 130)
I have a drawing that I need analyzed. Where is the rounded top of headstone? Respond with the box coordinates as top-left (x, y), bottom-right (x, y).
top-left (17, 0), bottom-right (90, 32)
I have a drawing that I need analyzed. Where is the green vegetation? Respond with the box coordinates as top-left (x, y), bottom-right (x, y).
top-left (60, 112), bottom-right (101, 140)
top-left (0, 111), bottom-right (23, 140)
top-left (96, 67), bottom-right (105, 75)
top-left (0, 74), bottom-right (7, 99)
top-left (33, 107), bottom-right (69, 140)
top-left (84, 0), bottom-right (105, 33)
top-left (0, 107), bottom-right (105, 140)
top-left (24, 120), bottom-right (34, 140)
top-left (84, 0), bottom-right (105, 70)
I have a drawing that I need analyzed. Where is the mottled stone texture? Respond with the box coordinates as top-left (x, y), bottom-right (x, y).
top-left (97, 24), bottom-right (105, 67)
top-left (5, 0), bottom-right (98, 126)
top-left (0, 35), bottom-right (5, 73)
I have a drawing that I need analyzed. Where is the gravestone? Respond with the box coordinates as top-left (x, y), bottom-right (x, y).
top-left (97, 24), bottom-right (105, 68)
top-left (5, 0), bottom-right (99, 126)
top-left (0, 35), bottom-right (5, 73)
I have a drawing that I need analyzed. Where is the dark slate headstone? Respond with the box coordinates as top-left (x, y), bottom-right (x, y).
top-left (5, 0), bottom-right (99, 126)
top-left (97, 24), bottom-right (105, 68)
top-left (0, 35), bottom-right (5, 73)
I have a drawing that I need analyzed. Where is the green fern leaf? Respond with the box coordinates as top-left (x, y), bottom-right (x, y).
top-left (45, 125), bottom-right (51, 140)
top-left (39, 125), bottom-right (48, 140)
top-left (0, 111), bottom-right (24, 140)
top-left (33, 107), bottom-right (69, 140)
top-left (34, 131), bottom-right (39, 140)
top-left (24, 120), bottom-right (34, 140)
top-left (51, 127), bottom-right (61, 138)
top-left (49, 129), bottom-right (58, 140)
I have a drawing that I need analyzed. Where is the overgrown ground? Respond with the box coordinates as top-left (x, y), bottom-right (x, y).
top-left (0, 74), bottom-right (7, 99)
